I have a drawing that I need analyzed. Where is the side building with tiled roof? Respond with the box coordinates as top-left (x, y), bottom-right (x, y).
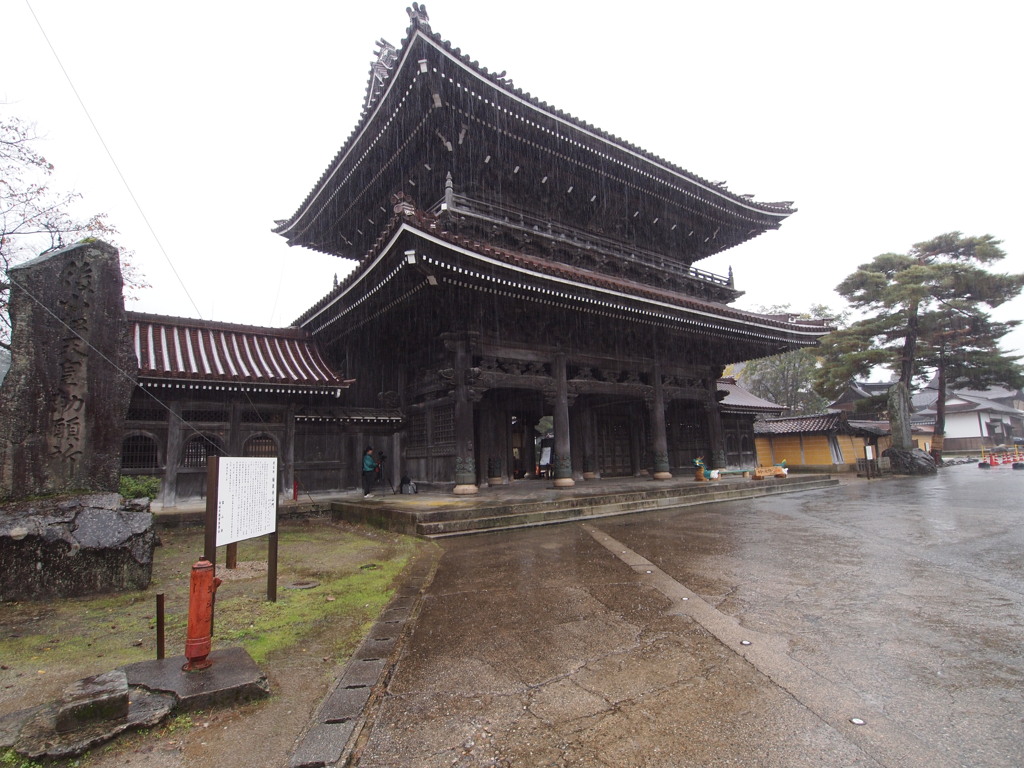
top-left (274, 7), bottom-right (830, 491)
top-left (754, 412), bottom-right (890, 473)
top-left (833, 378), bottom-right (1023, 454)
top-left (122, 312), bottom-right (400, 506)
top-left (913, 391), bottom-right (1023, 452)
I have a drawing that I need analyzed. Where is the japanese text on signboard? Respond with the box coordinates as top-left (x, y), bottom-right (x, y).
top-left (216, 458), bottom-right (277, 547)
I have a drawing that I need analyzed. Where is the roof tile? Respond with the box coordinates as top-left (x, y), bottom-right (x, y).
top-left (128, 312), bottom-right (349, 392)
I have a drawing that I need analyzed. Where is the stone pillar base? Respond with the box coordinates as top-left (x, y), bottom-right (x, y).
top-left (453, 484), bottom-right (479, 495)
top-left (553, 477), bottom-right (576, 488)
top-left (653, 471), bottom-right (673, 480)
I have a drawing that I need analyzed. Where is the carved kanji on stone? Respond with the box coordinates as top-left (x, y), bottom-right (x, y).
top-left (0, 241), bottom-right (135, 501)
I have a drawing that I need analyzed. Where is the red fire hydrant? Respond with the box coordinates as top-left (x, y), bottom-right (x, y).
top-left (183, 559), bottom-right (221, 671)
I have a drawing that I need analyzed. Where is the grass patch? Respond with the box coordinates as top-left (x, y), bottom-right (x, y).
top-left (214, 538), bottom-right (417, 663)
top-left (0, 521), bottom-right (429, 707)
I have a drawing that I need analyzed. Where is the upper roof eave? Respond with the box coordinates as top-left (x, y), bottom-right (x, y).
top-left (274, 16), bottom-right (795, 244)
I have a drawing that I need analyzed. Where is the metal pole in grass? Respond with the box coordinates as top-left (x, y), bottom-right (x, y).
top-left (156, 593), bottom-right (165, 660)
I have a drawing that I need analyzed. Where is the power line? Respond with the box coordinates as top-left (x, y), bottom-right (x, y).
top-left (4, 269), bottom-right (221, 451)
top-left (24, 0), bottom-right (204, 320)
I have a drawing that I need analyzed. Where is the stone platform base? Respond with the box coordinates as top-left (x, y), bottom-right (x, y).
top-left (0, 493), bottom-right (157, 600)
top-left (1, 647), bottom-right (266, 760)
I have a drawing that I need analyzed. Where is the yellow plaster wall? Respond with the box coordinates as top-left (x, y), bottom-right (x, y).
top-left (756, 435), bottom-right (803, 465)
top-left (800, 437), bottom-right (835, 465)
top-left (757, 433), bottom-right (881, 469)
top-left (835, 435), bottom-right (865, 465)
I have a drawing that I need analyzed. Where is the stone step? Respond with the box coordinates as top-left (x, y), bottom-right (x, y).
top-left (329, 475), bottom-right (838, 538)
top-left (419, 476), bottom-right (837, 537)
top-left (414, 473), bottom-right (826, 523)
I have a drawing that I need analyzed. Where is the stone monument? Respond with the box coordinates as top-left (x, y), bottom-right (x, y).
top-left (0, 240), bottom-right (155, 599)
top-left (0, 240), bottom-right (136, 498)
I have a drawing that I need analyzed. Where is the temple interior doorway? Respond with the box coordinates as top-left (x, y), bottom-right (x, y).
top-left (593, 401), bottom-right (643, 477)
top-left (667, 401), bottom-right (710, 470)
top-left (477, 389), bottom-right (545, 483)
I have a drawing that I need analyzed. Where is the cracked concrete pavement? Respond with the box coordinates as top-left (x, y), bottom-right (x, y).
top-left (348, 465), bottom-right (1024, 767)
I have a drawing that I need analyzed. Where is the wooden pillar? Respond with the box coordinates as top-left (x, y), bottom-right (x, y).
top-left (552, 352), bottom-right (575, 488)
top-left (630, 401), bottom-right (643, 476)
top-left (228, 401), bottom-right (243, 456)
top-left (580, 403), bottom-right (598, 480)
top-left (650, 364), bottom-right (672, 479)
top-left (481, 401), bottom-right (503, 485)
top-left (450, 337), bottom-right (478, 495)
top-left (569, 402), bottom-right (584, 481)
top-left (283, 404), bottom-right (296, 500)
top-left (706, 384), bottom-right (726, 469)
top-left (163, 400), bottom-right (183, 508)
top-left (524, 413), bottom-right (538, 478)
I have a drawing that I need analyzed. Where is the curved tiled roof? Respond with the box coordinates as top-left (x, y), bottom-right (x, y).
top-left (275, 10), bottom-right (794, 249)
top-left (717, 378), bottom-right (787, 414)
top-left (295, 218), bottom-right (831, 349)
top-left (754, 413), bottom-right (844, 435)
top-left (754, 412), bottom-right (888, 436)
top-left (128, 312), bottom-right (350, 393)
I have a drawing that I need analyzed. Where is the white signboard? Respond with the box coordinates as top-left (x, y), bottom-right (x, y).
top-left (216, 457), bottom-right (278, 547)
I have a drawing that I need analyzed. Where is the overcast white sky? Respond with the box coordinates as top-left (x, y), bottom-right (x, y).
top-left (4, 1), bottom-right (1023, 359)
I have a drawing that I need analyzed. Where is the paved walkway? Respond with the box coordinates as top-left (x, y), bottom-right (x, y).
top-left (292, 464), bottom-right (1024, 767)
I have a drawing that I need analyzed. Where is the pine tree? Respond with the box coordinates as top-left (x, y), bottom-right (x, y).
top-left (815, 233), bottom-right (1024, 459)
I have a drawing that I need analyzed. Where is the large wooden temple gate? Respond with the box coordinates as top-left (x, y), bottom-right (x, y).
top-left (274, 7), bottom-right (830, 495)
top-left (390, 329), bottom-right (725, 489)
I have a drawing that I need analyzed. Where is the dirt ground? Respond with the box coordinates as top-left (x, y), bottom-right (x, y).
top-left (0, 516), bottom-right (432, 767)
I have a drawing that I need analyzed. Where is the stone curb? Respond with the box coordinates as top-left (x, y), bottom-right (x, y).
top-left (288, 543), bottom-right (441, 768)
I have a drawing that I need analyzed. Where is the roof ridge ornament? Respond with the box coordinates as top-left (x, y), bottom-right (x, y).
top-left (406, 3), bottom-right (430, 27)
top-left (364, 38), bottom-right (399, 112)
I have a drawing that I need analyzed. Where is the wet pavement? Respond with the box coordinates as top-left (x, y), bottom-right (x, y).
top-left (347, 464), bottom-right (1024, 767)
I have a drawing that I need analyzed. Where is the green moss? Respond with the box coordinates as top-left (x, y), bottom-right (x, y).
top-left (0, 750), bottom-right (84, 768)
top-left (118, 475), bottom-right (161, 500)
top-left (214, 539), bottom-right (416, 663)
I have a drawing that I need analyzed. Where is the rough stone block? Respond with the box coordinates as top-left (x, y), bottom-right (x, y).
top-left (55, 670), bottom-right (129, 733)
top-left (121, 646), bottom-right (269, 711)
top-left (0, 494), bottom-right (156, 600)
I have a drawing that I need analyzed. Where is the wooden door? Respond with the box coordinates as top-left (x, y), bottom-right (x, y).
top-left (597, 413), bottom-right (633, 476)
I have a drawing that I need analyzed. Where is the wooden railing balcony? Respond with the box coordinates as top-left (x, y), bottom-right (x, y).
top-left (432, 194), bottom-right (734, 289)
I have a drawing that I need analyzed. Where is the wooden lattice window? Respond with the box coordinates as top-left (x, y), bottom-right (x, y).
top-left (407, 412), bottom-right (427, 450)
top-left (183, 435), bottom-right (223, 468)
top-left (432, 405), bottom-right (455, 451)
top-left (121, 434), bottom-right (159, 469)
top-left (243, 434), bottom-right (278, 458)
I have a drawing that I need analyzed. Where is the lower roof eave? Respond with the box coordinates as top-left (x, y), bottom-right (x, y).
top-left (300, 224), bottom-right (830, 350)
top-left (137, 378), bottom-right (351, 396)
